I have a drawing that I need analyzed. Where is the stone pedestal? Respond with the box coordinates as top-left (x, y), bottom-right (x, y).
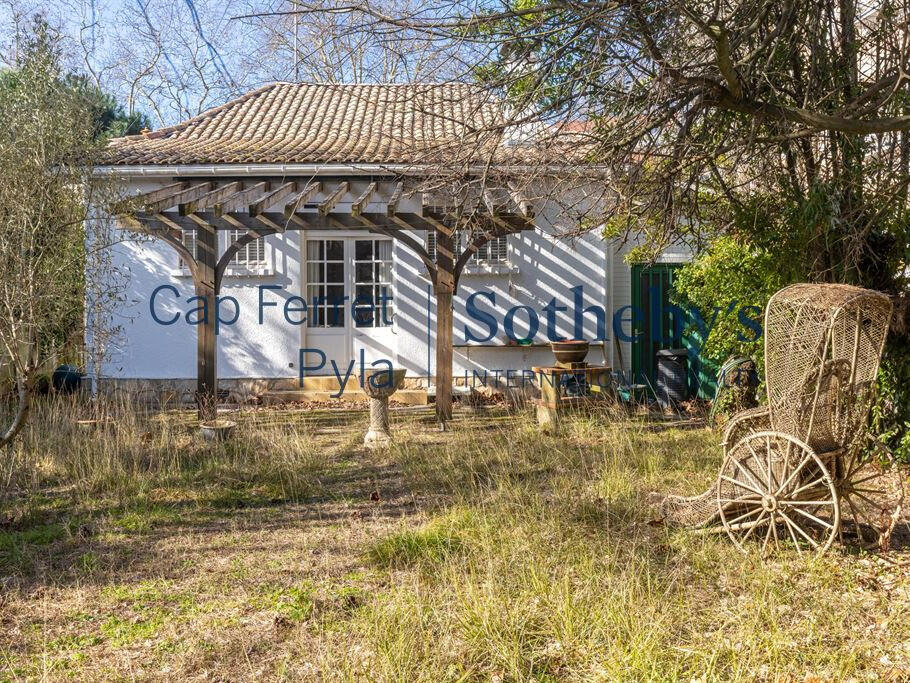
top-left (364, 395), bottom-right (392, 447)
top-left (362, 368), bottom-right (407, 449)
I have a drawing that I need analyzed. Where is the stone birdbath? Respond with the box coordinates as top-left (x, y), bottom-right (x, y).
top-left (362, 368), bottom-right (407, 449)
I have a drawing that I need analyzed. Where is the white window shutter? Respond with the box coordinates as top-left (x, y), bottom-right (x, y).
top-left (180, 229), bottom-right (197, 268)
top-left (228, 229), bottom-right (266, 265)
top-left (426, 230), bottom-right (436, 261)
top-left (490, 235), bottom-right (508, 262)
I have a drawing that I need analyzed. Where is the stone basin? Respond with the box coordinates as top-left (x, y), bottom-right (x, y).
top-left (362, 368), bottom-right (407, 399)
top-left (551, 340), bottom-right (590, 365)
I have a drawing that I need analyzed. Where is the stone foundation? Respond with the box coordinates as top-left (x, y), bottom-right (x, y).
top-left (96, 374), bottom-right (539, 408)
top-left (96, 378), bottom-right (302, 408)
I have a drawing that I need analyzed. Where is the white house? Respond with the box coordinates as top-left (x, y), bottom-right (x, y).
top-left (94, 82), bottom-right (693, 410)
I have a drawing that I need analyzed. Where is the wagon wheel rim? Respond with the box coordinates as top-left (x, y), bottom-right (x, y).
top-left (835, 447), bottom-right (895, 549)
top-left (718, 431), bottom-right (839, 557)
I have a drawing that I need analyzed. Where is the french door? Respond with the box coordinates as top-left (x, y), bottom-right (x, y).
top-left (302, 237), bottom-right (395, 376)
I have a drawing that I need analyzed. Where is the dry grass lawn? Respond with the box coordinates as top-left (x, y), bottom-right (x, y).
top-left (1, 399), bottom-right (909, 681)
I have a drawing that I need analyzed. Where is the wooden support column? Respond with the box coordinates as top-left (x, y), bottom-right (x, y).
top-left (193, 221), bottom-right (218, 422)
top-left (434, 226), bottom-right (455, 427)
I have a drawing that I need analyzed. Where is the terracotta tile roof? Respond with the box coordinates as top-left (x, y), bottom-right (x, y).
top-left (105, 82), bottom-right (506, 166)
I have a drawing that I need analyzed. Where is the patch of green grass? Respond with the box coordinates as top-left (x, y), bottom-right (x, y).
top-left (102, 578), bottom-right (174, 604)
top-left (100, 578), bottom-right (206, 619)
top-left (0, 522), bottom-right (70, 571)
top-left (77, 551), bottom-right (98, 573)
top-left (110, 506), bottom-right (180, 533)
top-left (46, 632), bottom-right (103, 653)
top-left (368, 509), bottom-right (477, 569)
top-left (204, 486), bottom-right (287, 510)
top-left (99, 611), bottom-right (166, 646)
top-left (105, 487), bottom-right (290, 534)
top-left (255, 582), bottom-right (316, 623)
top-left (0, 522), bottom-right (68, 550)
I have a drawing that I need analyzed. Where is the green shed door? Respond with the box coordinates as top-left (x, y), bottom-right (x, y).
top-left (630, 264), bottom-right (684, 388)
top-left (630, 263), bottom-right (719, 398)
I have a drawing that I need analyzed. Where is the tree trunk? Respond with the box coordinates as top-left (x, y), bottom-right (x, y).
top-left (0, 374), bottom-right (31, 447)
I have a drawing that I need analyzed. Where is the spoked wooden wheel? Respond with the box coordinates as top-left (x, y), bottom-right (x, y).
top-left (717, 432), bottom-right (840, 556)
top-left (836, 444), bottom-right (905, 549)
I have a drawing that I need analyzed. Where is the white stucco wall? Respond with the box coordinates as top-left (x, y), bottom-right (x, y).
top-left (97, 179), bottom-right (304, 381)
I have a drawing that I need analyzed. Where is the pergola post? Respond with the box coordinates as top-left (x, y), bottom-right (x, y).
top-left (194, 222), bottom-right (218, 422)
top-left (434, 226), bottom-right (456, 426)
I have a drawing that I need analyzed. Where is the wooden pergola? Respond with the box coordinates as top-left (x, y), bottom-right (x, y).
top-left (118, 178), bottom-right (535, 426)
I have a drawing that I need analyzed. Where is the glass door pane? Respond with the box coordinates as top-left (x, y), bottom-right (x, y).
top-left (306, 239), bottom-right (345, 328)
top-left (353, 239), bottom-right (393, 328)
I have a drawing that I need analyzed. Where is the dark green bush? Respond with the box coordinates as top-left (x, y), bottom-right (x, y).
top-left (870, 339), bottom-right (910, 463)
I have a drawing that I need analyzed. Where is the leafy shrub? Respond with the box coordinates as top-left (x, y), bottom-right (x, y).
top-left (671, 236), bottom-right (790, 374)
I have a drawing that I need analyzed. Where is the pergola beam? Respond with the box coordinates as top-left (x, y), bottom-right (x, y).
top-left (214, 181), bottom-right (270, 216)
top-left (116, 182), bottom-right (188, 212)
top-left (284, 182), bottom-right (322, 217)
top-left (250, 182), bottom-right (297, 216)
top-left (386, 182), bottom-right (404, 217)
top-left (427, 209), bottom-right (532, 234)
top-left (253, 213), bottom-right (289, 234)
top-left (151, 211), bottom-right (185, 234)
top-left (487, 212), bottom-right (522, 235)
top-left (145, 182), bottom-right (214, 213)
top-left (179, 181), bottom-right (242, 215)
top-left (318, 181), bottom-right (349, 215)
top-left (421, 211), bottom-right (455, 237)
top-left (136, 210), bottom-right (447, 232)
top-left (351, 182), bottom-right (377, 217)
top-left (508, 185), bottom-right (535, 219)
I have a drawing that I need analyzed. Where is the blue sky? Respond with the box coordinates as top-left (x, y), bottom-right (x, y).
top-left (2, 0), bottom-right (468, 127)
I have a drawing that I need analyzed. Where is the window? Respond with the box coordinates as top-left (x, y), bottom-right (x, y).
top-left (306, 239), bottom-right (345, 328)
top-left (471, 234), bottom-right (508, 263)
top-left (180, 228), bottom-right (197, 269)
top-left (426, 230), bottom-right (436, 261)
top-left (426, 230), bottom-right (509, 264)
top-left (425, 231), bottom-right (508, 265)
top-left (354, 239), bottom-right (393, 327)
top-left (178, 229), bottom-right (268, 271)
top-left (228, 228), bottom-right (265, 265)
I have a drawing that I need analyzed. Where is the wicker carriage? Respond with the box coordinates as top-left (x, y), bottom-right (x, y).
top-left (657, 283), bottom-right (894, 554)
